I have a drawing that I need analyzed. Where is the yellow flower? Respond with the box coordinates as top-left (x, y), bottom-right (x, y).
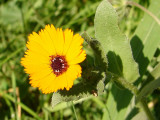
top-left (21, 24), bottom-right (86, 94)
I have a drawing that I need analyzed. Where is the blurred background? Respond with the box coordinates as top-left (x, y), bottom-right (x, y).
top-left (0, 0), bottom-right (159, 120)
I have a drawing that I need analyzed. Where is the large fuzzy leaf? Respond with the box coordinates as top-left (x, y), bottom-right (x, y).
top-left (94, 0), bottom-right (139, 82)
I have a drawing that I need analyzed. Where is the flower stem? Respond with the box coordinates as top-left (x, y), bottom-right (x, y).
top-left (71, 101), bottom-right (78, 120)
top-left (0, 90), bottom-right (42, 120)
top-left (126, 1), bottom-right (160, 25)
top-left (140, 99), bottom-right (155, 120)
top-left (106, 71), bottom-right (155, 120)
top-left (20, 7), bottom-right (27, 41)
top-left (11, 72), bottom-right (18, 120)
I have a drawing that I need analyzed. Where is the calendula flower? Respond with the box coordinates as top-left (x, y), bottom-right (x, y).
top-left (21, 24), bottom-right (86, 94)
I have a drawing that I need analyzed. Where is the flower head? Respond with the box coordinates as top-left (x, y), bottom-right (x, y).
top-left (21, 24), bottom-right (86, 94)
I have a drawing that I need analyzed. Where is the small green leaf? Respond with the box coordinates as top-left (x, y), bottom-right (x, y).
top-left (81, 32), bottom-right (92, 44)
top-left (96, 74), bottom-right (105, 95)
top-left (96, 80), bottom-right (105, 95)
top-left (150, 62), bottom-right (160, 79)
top-left (136, 78), bottom-right (160, 103)
top-left (94, 0), bottom-right (139, 82)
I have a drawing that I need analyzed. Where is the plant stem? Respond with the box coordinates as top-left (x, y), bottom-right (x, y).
top-left (0, 90), bottom-right (42, 120)
top-left (71, 101), bottom-right (78, 120)
top-left (20, 7), bottom-right (27, 41)
top-left (140, 99), bottom-right (155, 120)
top-left (106, 71), bottom-right (155, 120)
top-left (11, 72), bottom-right (18, 120)
top-left (112, 74), bottom-right (138, 95)
top-left (0, 47), bottom-right (24, 67)
top-left (126, 1), bottom-right (160, 25)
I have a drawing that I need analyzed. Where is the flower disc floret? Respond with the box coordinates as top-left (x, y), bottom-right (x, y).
top-left (50, 55), bottom-right (68, 76)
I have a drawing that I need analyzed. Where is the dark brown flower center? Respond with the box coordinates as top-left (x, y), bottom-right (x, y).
top-left (50, 55), bottom-right (68, 76)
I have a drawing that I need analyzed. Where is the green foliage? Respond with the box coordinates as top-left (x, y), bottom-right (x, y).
top-left (0, 1), bottom-right (21, 25)
top-left (1, 0), bottom-right (160, 120)
top-left (101, 0), bottom-right (160, 119)
top-left (136, 78), bottom-right (160, 103)
top-left (131, 0), bottom-right (160, 76)
top-left (0, 0), bottom-right (100, 119)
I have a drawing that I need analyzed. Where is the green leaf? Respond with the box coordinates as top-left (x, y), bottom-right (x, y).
top-left (150, 62), bottom-right (160, 79)
top-left (97, 79), bottom-right (105, 95)
top-left (104, 84), bottom-right (133, 120)
top-left (136, 78), bottom-right (160, 103)
top-left (81, 32), bottom-right (108, 71)
top-left (47, 97), bottom-right (91, 112)
top-left (125, 107), bottom-right (148, 120)
top-left (94, 1), bottom-right (136, 119)
top-left (94, 0), bottom-right (156, 120)
top-left (94, 0), bottom-right (139, 82)
top-left (131, 111), bottom-right (148, 120)
top-left (131, 0), bottom-right (160, 76)
top-left (51, 82), bottom-right (95, 107)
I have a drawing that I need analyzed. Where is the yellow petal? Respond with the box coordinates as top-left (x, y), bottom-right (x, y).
top-left (62, 29), bottom-right (73, 54)
top-left (65, 64), bottom-right (82, 90)
top-left (65, 34), bottom-right (85, 63)
top-left (68, 50), bottom-right (86, 65)
top-left (27, 32), bottom-right (51, 56)
top-left (45, 25), bottom-right (64, 55)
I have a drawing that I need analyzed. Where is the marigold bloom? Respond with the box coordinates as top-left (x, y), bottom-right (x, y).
top-left (21, 24), bottom-right (86, 94)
